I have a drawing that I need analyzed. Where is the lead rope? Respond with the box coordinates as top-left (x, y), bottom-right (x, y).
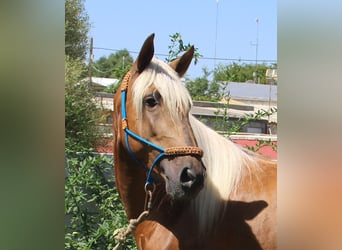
top-left (112, 187), bottom-right (154, 250)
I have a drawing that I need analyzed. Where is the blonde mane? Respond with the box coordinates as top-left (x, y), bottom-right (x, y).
top-left (132, 58), bottom-right (192, 121)
top-left (131, 57), bottom-right (259, 234)
top-left (189, 116), bottom-right (259, 234)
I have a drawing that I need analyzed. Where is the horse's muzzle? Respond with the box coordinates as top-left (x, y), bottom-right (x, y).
top-left (180, 167), bottom-right (204, 193)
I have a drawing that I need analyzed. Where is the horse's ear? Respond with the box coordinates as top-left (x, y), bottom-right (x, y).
top-left (169, 46), bottom-right (194, 77)
top-left (136, 33), bottom-right (155, 73)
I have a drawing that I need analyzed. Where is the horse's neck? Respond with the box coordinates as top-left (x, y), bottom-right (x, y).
top-left (230, 157), bottom-right (277, 200)
top-left (114, 146), bottom-right (148, 219)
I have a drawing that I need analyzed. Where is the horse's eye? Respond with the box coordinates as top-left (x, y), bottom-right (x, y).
top-left (144, 97), bottom-right (158, 108)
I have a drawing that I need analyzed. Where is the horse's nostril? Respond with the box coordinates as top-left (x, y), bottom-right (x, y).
top-left (180, 167), bottom-right (196, 188)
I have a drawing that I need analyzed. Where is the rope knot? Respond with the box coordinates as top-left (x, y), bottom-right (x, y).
top-left (112, 211), bottom-right (149, 250)
top-left (122, 119), bottom-right (128, 129)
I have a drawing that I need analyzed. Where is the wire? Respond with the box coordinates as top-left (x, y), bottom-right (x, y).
top-left (93, 46), bottom-right (277, 64)
top-left (92, 64), bottom-right (115, 74)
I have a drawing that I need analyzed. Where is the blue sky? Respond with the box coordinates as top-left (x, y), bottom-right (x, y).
top-left (85, 0), bottom-right (277, 79)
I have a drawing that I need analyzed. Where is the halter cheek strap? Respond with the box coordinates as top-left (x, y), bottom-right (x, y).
top-left (120, 71), bottom-right (203, 186)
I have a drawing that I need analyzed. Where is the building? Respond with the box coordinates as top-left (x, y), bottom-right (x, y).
top-left (191, 81), bottom-right (277, 134)
top-left (81, 77), bottom-right (120, 91)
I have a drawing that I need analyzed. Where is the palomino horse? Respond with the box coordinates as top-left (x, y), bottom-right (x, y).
top-left (113, 34), bottom-right (276, 249)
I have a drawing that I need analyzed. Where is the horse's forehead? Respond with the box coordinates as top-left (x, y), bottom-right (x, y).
top-left (131, 79), bottom-right (155, 99)
top-left (134, 71), bottom-right (170, 95)
top-left (144, 83), bottom-right (158, 94)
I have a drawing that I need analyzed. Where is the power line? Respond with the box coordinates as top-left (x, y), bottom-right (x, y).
top-left (199, 56), bottom-right (276, 63)
top-left (93, 46), bottom-right (277, 64)
top-left (93, 46), bottom-right (169, 57)
top-left (92, 64), bottom-right (115, 74)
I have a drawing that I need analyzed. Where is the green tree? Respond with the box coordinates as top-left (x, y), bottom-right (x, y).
top-left (213, 63), bottom-right (276, 84)
top-left (92, 49), bottom-right (133, 79)
top-left (185, 68), bottom-right (229, 101)
top-left (65, 0), bottom-right (90, 60)
top-left (185, 67), bottom-right (211, 100)
top-left (65, 56), bottom-right (101, 151)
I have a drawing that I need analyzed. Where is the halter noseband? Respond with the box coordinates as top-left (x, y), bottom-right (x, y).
top-left (120, 71), bottom-right (203, 186)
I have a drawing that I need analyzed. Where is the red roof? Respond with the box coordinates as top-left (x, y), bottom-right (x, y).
top-left (232, 139), bottom-right (277, 160)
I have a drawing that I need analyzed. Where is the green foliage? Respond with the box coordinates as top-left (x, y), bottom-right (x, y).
top-left (92, 49), bottom-right (133, 80)
top-left (204, 76), bottom-right (278, 153)
top-left (166, 33), bottom-right (202, 65)
top-left (65, 152), bottom-right (137, 250)
top-left (186, 79), bottom-right (209, 100)
top-left (65, 55), bottom-right (87, 84)
top-left (211, 86), bottom-right (230, 131)
top-left (214, 62), bottom-right (277, 84)
top-left (228, 107), bottom-right (278, 135)
top-left (245, 139), bottom-right (277, 152)
top-left (185, 68), bottom-right (228, 101)
top-left (186, 68), bottom-right (210, 100)
top-left (102, 82), bottom-right (121, 94)
top-left (213, 106), bottom-right (278, 153)
top-left (65, 0), bottom-right (90, 60)
top-left (207, 81), bottom-right (221, 100)
top-left (65, 56), bottom-right (102, 151)
top-left (65, 55), bottom-right (135, 248)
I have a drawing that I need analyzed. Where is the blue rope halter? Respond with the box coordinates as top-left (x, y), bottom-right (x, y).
top-left (120, 72), bottom-right (203, 188)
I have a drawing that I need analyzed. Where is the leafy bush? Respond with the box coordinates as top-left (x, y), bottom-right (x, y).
top-left (65, 56), bottom-right (136, 249)
top-left (65, 151), bottom-right (137, 250)
top-left (65, 56), bottom-right (102, 151)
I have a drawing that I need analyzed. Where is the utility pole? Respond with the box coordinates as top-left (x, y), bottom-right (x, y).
top-left (88, 37), bottom-right (93, 88)
top-left (251, 18), bottom-right (259, 83)
top-left (214, 0), bottom-right (219, 68)
top-left (255, 18), bottom-right (259, 67)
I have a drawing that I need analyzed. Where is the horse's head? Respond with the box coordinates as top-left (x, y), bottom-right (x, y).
top-left (114, 34), bottom-right (205, 201)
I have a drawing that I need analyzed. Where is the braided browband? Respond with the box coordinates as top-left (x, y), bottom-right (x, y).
top-left (165, 146), bottom-right (203, 157)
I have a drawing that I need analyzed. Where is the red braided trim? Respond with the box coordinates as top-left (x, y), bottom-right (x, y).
top-left (165, 146), bottom-right (203, 157)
